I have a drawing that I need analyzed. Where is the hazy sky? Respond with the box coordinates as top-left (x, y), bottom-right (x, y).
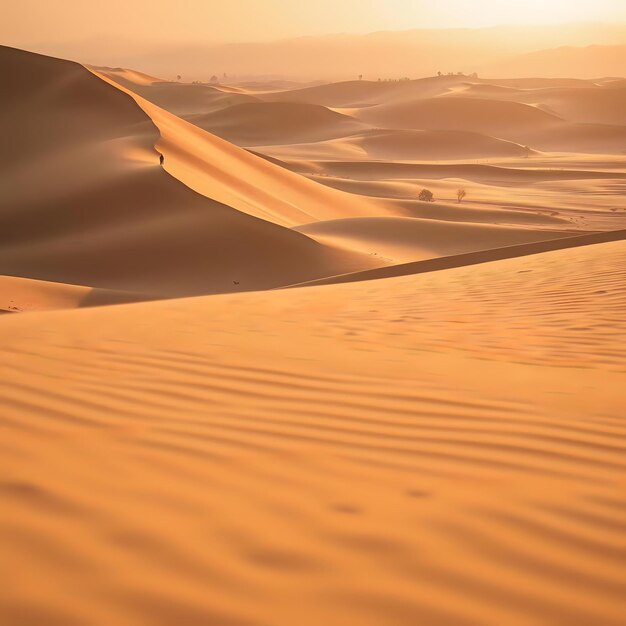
top-left (4, 0), bottom-right (626, 47)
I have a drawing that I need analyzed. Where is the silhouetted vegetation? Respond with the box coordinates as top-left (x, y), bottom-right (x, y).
top-left (419, 189), bottom-right (434, 202)
top-left (457, 189), bottom-right (467, 203)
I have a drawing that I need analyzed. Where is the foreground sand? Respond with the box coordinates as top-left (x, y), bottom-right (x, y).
top-left (1, 240), bottom-right (625, 626)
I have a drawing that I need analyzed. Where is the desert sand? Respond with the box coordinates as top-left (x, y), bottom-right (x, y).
top-left (1, 41), bottom-right (625, 626)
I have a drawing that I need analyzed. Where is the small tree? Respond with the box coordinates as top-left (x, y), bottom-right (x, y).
top-left (419, 189), bottom-right (434, 202)
top-left (457, 188), bottom-right (467, 203)
top-left (210, 75), bottom-right (219, 83)
top-left (176, 74), bottom-right (181, 81)
top-left (358, 74), bottom-right (363, 81)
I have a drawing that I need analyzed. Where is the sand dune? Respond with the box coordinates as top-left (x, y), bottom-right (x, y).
top-left (526, 123), bottom-right (626, 154)
top-left (1, 238), bottom-right (624, 626)
top-left (90, 65), bottom-right (167, 86)
top-left (98, 67), bottom-right (261, 116)
top-left (259, 81), bottom-right (626, 154)
top-left (185, 101), bottom-right (368, 146)
top-left (286, 159), bottom-right (626, 186)
top-left (294, 229), bottom-right (626, 286)
top-left (112, 87), bottom-right (389, 226)
top-left (448, 81), bottom-right (626, 127)
top-left (354, 96), bottom-right (562, 139)
top-left (1, 46), bottom-right (393, 296)
top-left (529, 88), bottom-right (626, 127)
top-left (0, 276), bottom-right (147, 312)
top-left (451, 83), bottom-right (626, 127)
top-left (295, 217), bottom-right (574, 263)
top-left (261, 128), bottom-right (532, 161)
top-left (260, 76), bottom-right (461, 107)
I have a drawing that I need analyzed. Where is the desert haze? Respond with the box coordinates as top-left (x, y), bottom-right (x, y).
top-left (1, 4), bottom-right (626, 625)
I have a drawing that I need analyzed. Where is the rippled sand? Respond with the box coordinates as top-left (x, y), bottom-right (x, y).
top-left (1, 241), bottom-right (624, 626)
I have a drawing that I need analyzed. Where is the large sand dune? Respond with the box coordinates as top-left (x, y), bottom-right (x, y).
top-left (1, 239), bottom-right (624, 626)
top-left (0, 46), bottom-right (390, 297)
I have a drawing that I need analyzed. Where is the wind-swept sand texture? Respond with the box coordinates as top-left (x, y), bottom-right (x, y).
top-left (1, 240), bottom-right (625, 626)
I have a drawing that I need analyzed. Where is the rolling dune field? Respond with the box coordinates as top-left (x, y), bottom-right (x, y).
top-left (1, 39), bottom-right (625, 626)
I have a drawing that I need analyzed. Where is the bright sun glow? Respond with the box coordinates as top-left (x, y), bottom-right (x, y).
top-left (424, 0), bottom-right (606, 27)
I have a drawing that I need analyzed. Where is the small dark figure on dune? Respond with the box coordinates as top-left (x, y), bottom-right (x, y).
top-left (159, 153), bottom-right (164, 165)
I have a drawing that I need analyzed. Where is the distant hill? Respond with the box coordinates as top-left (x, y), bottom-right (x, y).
top-left (484, 44), bottom-right (626, 79)
top-left (20, 22), bottom-right (626, 81)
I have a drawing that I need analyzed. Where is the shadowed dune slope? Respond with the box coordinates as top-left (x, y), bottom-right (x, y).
top-left (293, 229), bottom-right (626, 287)
top-left (0, 46), bottom-right (386, 296)
top-left (295, 217), bottom-right (575, 263)
top-left (186, 101), bottom-right (368, 146)
top-left (1, 239), bottom-right (624, 626)
top-left (0, 276), bottom-right (148, 313)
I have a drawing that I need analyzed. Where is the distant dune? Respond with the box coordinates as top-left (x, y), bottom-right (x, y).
top-left (98, 66), bottom-right (261, 116)
top-left (355, 97), bottom-right (562, 138)
top-left (186, 101), bottom-right (368, 146)
top-left (261, 129), bottom-right (532, 161)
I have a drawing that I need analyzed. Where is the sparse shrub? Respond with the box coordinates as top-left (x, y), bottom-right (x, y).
top-left (457, 188), bottom-right (467, 203)
top-left (419, 189), bottom-right (434, 202)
